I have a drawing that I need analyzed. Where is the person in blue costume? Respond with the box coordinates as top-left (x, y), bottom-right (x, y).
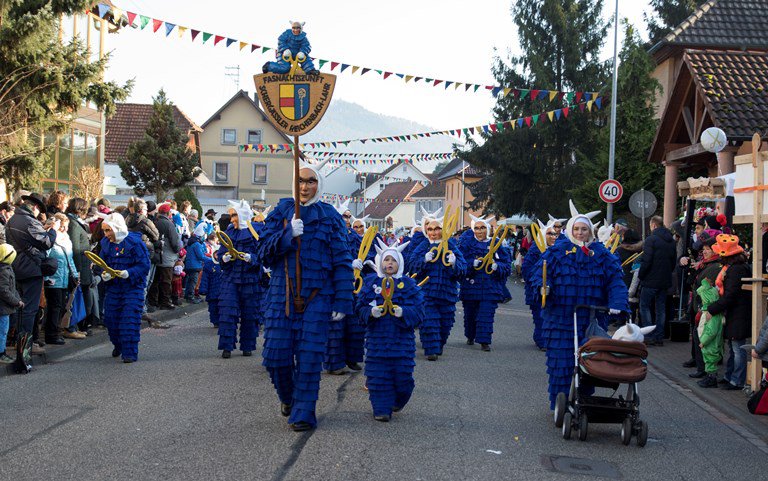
top-left (199, 242), bottom-right (222, 328)
top-left (529, 200), bottom-right (628, 410)
top-left (98, 214), bottom-right (150, 363)
top-left (458, 215), bottom-right (513, 352)
top-left (216, 199), bottom-right (263, 359)
top-left (521, 215), bottom-right (565, 350)
top-left (262, 21), bottom-right (319, 75)
top-left (258, 162), bottom-right (354, 432)
top-left (407, 213), bottom-right (466, 360)
top-left (403, 207), bottom-right (441, 274)
top-left (356, 239), bottom-right (424, 422)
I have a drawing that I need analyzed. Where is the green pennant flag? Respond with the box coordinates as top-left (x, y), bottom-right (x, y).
top-left (463, 128), bottom-right (470, 136)
top-left (473, 85), bottom-right (480, 92)
top-left (519, 89), bottom-right (530, 100)
top-left (202, 32), bottom-right (212, 43)
top-left (375, 69), bottom-right (382, 75)
top-left (566, 92), bottom-right (574, 104)
top-left (425, 78), bottom-right (433, 83)
top-left (262, 46), bottom-right (271, 53)
top-left (532, 114), bottom-right (539, 124)
top-left (140, 15), bottom-right (150, 29)
top-left (318, 59), bottom-right (328, 69)
top-left (496, 122), bottom-right (505, 131)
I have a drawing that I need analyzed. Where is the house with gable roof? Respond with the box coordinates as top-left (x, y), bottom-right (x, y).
top-left (362, 181), bottom-right (424, 231)
top-left (348, 162), bottom-right (431, 215)
top-left (647, 0), bottom-right (768, 223)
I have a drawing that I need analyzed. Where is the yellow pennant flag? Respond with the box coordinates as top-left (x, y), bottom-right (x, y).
top-left (178, 26), bottom-right (187, 38)
top-left (239, 41), bottom-right (248, 50)
top-left (587, 100), bottom-right (594, 111)
top-left (405, 75), bottom-right (414, 83)
top-left (547, 111), bottom-right (555, 122)
top-left (112, 7), bottom-right (123, 22)
top-left (454, 82), bottom-right (463, 90)
top-left (549, 91), bottom-right (558, 102)
top-left (351, 66), bottom-right (360, 74)
top-left (503, 87), bottom-right (512, 97)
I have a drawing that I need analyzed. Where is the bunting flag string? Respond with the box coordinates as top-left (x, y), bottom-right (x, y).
top-left (305, 151), bottom-right (455, 160)
top-left (96, 3), bottom-right (602, 101)
top-left (321, 194), bottom-right (422, 204)
top-left (238, 97), bottom-right (603, 152)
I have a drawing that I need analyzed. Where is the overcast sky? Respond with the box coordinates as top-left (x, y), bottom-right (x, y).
top-left (94, 0), bottom-right (652, 142)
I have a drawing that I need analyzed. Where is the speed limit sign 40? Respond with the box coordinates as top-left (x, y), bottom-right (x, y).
top-left (599, 179), bottom-right (623, 204)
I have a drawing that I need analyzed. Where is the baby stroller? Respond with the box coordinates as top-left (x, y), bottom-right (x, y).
top-left (553, 305), bottom-right (649, 447)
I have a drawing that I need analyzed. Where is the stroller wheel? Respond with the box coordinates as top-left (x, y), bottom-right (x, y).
top-left (621, 418), bottom-right (632, 445)
top-left (562, 412), bottom-right (573, 440)
top-left (578, 414), bottom-right (588, 441)
top-left (554, 393), bottom-right (567, 428)
top-left (636, 420), bottom-right (648, 447)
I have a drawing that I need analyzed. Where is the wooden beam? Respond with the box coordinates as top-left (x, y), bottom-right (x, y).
top-left (694, 92), bottom-right (708, 141)
top-left (665, 142), bottom-right (708, 162)
top-left (750, 133), bottom-right (764, 393)
top-left (682, 106), bottom-right (695, 143)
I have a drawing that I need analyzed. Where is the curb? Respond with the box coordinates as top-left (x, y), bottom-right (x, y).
top-left (1, 302), bottom-right (208, 379)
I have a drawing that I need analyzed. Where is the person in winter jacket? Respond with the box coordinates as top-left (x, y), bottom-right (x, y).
top-left (458, 215), bottom-right (512, 351)
top-left (97, 214), bottom-right (150, 363)
top-left (257, 163), bottom-right (353, 432)
top-left (66, 198), bottom-right (99, 333)
top-left (529, 201), bottom-right (628, 409)
top-left (406, 211), bottom-right (466, 360)
top-left (44, 214), bottom-right (80, 344)
top-left (262, 21), bottom-right (318, 75)
top-left (751, 315), bottom-right (768, 365)
top-left (184, 224), bottom-right (207, 304)
top-left (356, 239), bottom-right (424, 422)
top-left (695, 279), bottom-right (725, 388)
top-left (0, 244), bottom-right (23, 364)
top-left (638, 215), bottom-right (677, 346)
top-left (707, 234), bottom-right (752, 390)
top-left (148, 203), bottom-right (180, 309)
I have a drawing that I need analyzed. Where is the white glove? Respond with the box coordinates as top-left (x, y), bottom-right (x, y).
top-left (393, 306), bottom-right (403, 317)
top-left (291, 216), bottom-right (304, 237)
top-left (332, 311), bottom-right (345, 321)
top-left (609, 308), bottom-right (621, 315)
top-left (282, 49), bottom-right (291, 60)
top-left (117, 270), bottom-right (129, 279)
top-left (352, 259), bottom-right (364, 270)
top-left (447, 252), bottom-right (456, 266)
top-left (242, 253), bottom-right (252, 263)
top-left (101, 272), bottom-right (112, 281)
top-left (263, 267), bottom-right (272, 275)
top-left (491, 262), bottom-right (498, 272)
top-left (297, 52), bottom-right (306, 62)
top-left (424, 251), bottom-right (435, 262)
top-left (473, 259), bottom-right (482, 268)
top-left (222, 253), bottom-right (233, 263)
top-left (371, 306), bottom-right (383, 318)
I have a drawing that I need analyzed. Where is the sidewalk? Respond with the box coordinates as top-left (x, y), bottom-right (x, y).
top-left (646, 335), bottom-right (768, 441)
top-left (2, 302), bottom-right (207, 378)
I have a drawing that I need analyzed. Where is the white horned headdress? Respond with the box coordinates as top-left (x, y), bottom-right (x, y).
top-left (469, 214), bottom-right (495, 241)
top-left (228, 199), bottom-right (253, 229)
top-left (372, 238), bottom-right (410, 279)
top-left (420, 206), bottom-right (443, 232)
top-left (253, 205), bottom-right (272, 222)
top-left (334, 198), bottom-right (352, 216)
top-left (565, 199), bottom-right (601, 246)
top-left (294, 159), bottom-right (328, 206)
top-left (352, 214), bottom-right (370, 230)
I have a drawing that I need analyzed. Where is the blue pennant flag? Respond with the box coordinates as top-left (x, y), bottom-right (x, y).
top-left (226, 38), bottom-right (237, 47)
top-left (491, 87), bottom-right (502, 97)
top-left (540, 90), bottom-right (549, 99)
top-left (482, 125), bottom-right (490, 134)
top-left (595, 98), bottom-right (602, 109)
top-left (396, 73), bottom-right (404, 78)
top-left (165, 23), bottom-right (175, 36)
top-left (340, 64), bottom-right (350, 72)
top-left (555, 109), bottom-right (562, 120)
top-left (584, 92), bottom-right (592, 101)
top-left (97, 4), bottom-right (109, 18)
top-left (517, 118), bottom-right (524, 128)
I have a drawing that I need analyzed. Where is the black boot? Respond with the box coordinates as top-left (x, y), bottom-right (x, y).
top-left (111, 348), bottom-right (121, 358)
top-left (242, 351), bottom-right (252, 357)
top-left (262, 62), bottom-right (270, 74)
top-left (481, 343), bottom-right (491, 352)
top-left (290, 421), bottom-right (313, 432)
top-left (688, 371), bottom-right (706, 379)
top-left (222, 350), bottom-right (231, 359)
top-left (466, 339), bottom-right (474, 345)
top-left (374, 414), bottom-right (390, 422)
top-left (698, 374), bottom-right (717, 388)
top-left (682, 359), bottom-right (696, 368)
top-left (280, 403), bottom-right (292, 417)
top-left (346, 362), bottom-right (362, 371)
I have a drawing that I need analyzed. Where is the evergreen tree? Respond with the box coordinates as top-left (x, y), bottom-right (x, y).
top-left (119, 89), bottom-right (201, 201)
top-left (644, 0), bottom-right (707, 47)
top-left (461, 0), bottom-right (610, 217)
top-left (0, 1), bottom-right (132, 190)
top-left (571, 21), bottom-right (664, 215)
top-left (173, 186), bottom-right (203, 216)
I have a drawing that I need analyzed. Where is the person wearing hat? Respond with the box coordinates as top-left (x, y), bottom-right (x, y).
top-left (97, 214), bottom-right (151, 363)
top-left (257, 162), bottom-right (354, 432)
top-left (529, 200), bottom-right (628, 410)
top-left (4, 191), bottom-right (57, 356)
top-left (457, 215), bottom-right (512, 352)
top-left (706, 234), bottom-right (752, 390)
top-left (638, 215), bottom-right (677, 346)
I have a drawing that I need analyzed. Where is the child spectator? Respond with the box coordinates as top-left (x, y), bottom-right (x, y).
top-left (355, 240), bottom-right (424, 422)
top-left (0, 244), bottom-right (23, 363)
top-left (696, 278), bottom-right (724, 388)
top-left (183, 224), bottom-right (206, 304)
top-left (172, 252), bottom-right (186, 306)
top-left (199, 241), bottom-right (222, 328)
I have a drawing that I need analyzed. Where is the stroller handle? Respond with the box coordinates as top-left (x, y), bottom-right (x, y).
top-left (574, 304), bottom-right (610, 314)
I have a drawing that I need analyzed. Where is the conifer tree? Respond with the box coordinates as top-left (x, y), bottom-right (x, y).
top-left (644, 0), bottom-right (707, 47)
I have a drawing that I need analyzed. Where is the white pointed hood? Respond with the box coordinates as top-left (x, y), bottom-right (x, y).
top-left (372, 238), bottom-right (410, 278)
top-left (565, 199), bottom-right (600, 246)
top-left (352, 214), bottom-right (370, 231)
top-left (420, 206), bottom-right (443, 232)
top-left (294, 160), bottom-right (327, 206)
top-left (469, 214), bottom-right (495, 234)
top-left (253, 205), bottom-right (271, 222)
top-left (597, 220), bottom-right (614, 244)
top-left (334, 198), bottom-right (351, 216)
top-left (228, 199), bottom-right (252, 229)
top-left (102, 213), bottom-right (129, 243)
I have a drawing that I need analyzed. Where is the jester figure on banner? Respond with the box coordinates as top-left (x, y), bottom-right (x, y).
top-left (262, 21), bottom-right (319, 75)
top-left (257, 162), bottom-right (353, 432)
top-left (457, 215), bottom-right (513, 352)
top-left (521, 215), bottom-right (565, 350)
top-left (407, 209), bottom-right (466, 360)
top-left (216, 200), bottom-right (264, 359)
top-left (529, 201), bottom-right (628, 410)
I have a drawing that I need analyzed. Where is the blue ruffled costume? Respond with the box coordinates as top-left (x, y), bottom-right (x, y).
top-left (521, 243), bottom-right (544, 348)
top-left (457, 230), bottom-right (512, 345)
top-left (529, 239), bottom-right (628, 409)
top-left (216, 225), bottom-right (263, 354)
top-left (356, 274), bottom-right (424, 418)
top-left (258, 199), bottom-right (354, 428)
top-left (99, 232), bottom-right (150, 362)
top-left (265, 29), bottom-right (317, 74)
top-left (407, 238), bottom-right (466, 355)
top-left (199, 256), bottom-right (222, 326)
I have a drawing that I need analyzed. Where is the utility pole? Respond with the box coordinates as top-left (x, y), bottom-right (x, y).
top-left (606, 0), bottom-right (619, 224)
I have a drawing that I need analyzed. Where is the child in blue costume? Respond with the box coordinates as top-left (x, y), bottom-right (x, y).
top-left (216, 200), bottom-right (263, 359)
top-left (356, 239), bottom-right (424, 422)
top-left (258, 163), bottom-right (354, 432)
top-left (458, 215), bottom-right (512, 351)
top-left (262, 21), bottom-right (318, 75)
top-left (407, 213), bottom-right (466, 360)
top-left (98, 214), bottom-right (150, 363)
top-left (199, 236), bottom-right (222, 327)
top-left (529, 201), bottom-right (628, 409)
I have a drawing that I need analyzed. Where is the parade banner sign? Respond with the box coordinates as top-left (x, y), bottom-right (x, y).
top-left (253, 73), bottom-right (336, 136)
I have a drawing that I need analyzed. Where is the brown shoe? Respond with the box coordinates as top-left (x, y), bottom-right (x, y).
top-left (62, 331), bottom-right (86, 340)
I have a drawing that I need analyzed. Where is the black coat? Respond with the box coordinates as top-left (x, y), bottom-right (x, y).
top-left (67, 213), bottom-right (93, 285)
top-left (639, 226), bottom-right (677, 290)
top-left (4, 206), bottom-right (56, 280)
top-left (708, 262), bottom-right (752, 340)
top-left (0, 263), bottom-right (22, 315)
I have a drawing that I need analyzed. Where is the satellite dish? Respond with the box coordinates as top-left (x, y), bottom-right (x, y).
top-left (701, 127), bottom-right (727, 153)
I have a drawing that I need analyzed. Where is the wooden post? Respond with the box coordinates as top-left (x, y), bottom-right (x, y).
top-left (750, 133), bottom-right (764, 392)
top-left (293, 135), bottom-right (303, 311)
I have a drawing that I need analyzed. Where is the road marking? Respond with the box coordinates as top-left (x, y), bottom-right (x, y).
top-left (0, 407), bottom-right (95, 458)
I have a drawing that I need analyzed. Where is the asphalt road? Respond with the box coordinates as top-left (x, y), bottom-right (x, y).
top-left (1, 281), bottom-right (767, 480)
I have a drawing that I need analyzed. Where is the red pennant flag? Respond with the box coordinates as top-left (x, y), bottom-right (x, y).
top-left (433, 79), bottom-right (443, 86)
top-left (214, 35), bottom-right (224, 46)
top-left (383, 72), bottom-right (392, 79)
top-left (530, 89), bottom-right (540, 100)
top-left (190, 29), bottom-right (200, 41)
top-left (152, 19), bottom-right (163, 33)
top-left (562, 107), bottom-right (570, 118)
top-left (126, 12), bottom-right (137, 26)
top-left (251, 44), bottom-right (260, 52)
top-left (524, 116), bottom-right (532, 127)
top-left (575, 92), bottom-right (583, 103)
top-left (468, 127), bottom-right (475, 134)
top-left (490, 124), bottom-right (497, 132)
top-left (504, 121), bottom-right (514, 129)
top-left (557, 92), bottom-right (565, 101)
top-left (330, 62), bottom-right (339, 70)
top-left (579, 103), bottom-right (586, 112)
